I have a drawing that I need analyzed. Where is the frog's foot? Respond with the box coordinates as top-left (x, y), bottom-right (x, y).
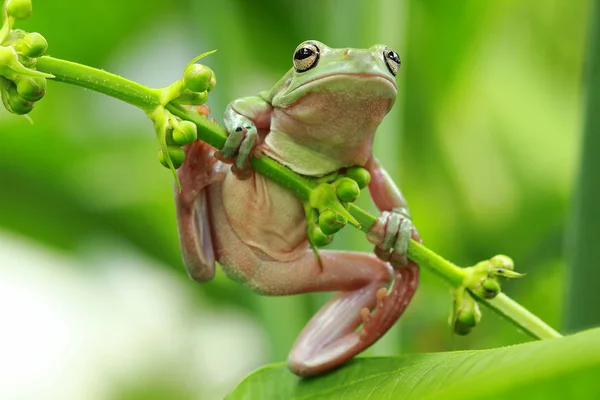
top-left (216, 116), bottom-right (260, 180)
top-left (358, 262), bottom-right (419, 341)
top-left (367, 208), bottom-right (421, 268)
top-left (287, 253), bottom-right (419, 376)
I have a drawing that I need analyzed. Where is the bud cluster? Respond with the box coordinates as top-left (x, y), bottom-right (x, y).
top-left (306, 167), bottom-right (370, 247)
top-left (153, 54), bottom-right (216, 174)
top-left (451, 254), bottom-right (523, 335)
top-left (0, 0), bottom-right (52, 115)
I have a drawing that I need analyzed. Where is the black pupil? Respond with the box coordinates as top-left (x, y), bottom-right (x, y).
top-left (387, 51), bottom-right (400, 64)
top-left (295, 47), bottom-right (314, 60)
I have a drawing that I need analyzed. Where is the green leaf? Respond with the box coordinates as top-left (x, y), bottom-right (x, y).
top-left (227, 328), bottom-right (600, 400)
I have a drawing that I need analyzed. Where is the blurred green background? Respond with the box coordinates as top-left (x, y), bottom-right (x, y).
top-left (0, 0), bottom-right (592, 399)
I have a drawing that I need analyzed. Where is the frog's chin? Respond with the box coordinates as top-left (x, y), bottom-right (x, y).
top-left (286, 73), bottom-right (397, 99)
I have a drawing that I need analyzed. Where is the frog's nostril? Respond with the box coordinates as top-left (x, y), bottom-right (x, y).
top-left (344, 49), bottom-right (350, 56)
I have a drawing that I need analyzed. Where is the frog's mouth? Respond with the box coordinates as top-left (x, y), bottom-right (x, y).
top-left (292, 73), bottom-right (397, 93)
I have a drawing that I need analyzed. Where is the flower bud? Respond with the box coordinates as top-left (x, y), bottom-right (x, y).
top-left (183, 64), bottom-right (214, 93)
top-left (172, 120), bottom-right (198, 145)
top-left (16, 75), bottom-right (45, 101)
top-left (158, 145), bottom-right (186, 169)
top-left (336, 177), bottom-right (360, 202)
top-left (308, 225), bottom-right (333, 247)
top-left (5, 0), bottom-right (32, 20)
top-left (453, 298), bottom-right (481, 336)
top-left (1, 81), bottom-right (34, 114)
top-left (16, 32), bottom-right (47, 58)
top-left (318, 209), bottom-right (347, 235)
top-left (480, 278), bottom-right (501, 299)
top-left (346, 166), bottom-right (371, 189)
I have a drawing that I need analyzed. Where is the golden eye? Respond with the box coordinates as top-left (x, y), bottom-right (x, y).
top-left (383, 48), bottom-right (401, 76)
top-left (293, 42), bottom-right (320, 72)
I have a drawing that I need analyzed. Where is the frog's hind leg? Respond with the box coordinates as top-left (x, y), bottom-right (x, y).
top-left (175, 140), bottom-right (227, 282)
top-left (287, 252), bottom-right (418, 376)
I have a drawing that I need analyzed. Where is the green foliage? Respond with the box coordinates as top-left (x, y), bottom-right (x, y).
top-left (565, 1), bottom-right (600, 332)
top-left (228, 328), bottom-right (600, 400)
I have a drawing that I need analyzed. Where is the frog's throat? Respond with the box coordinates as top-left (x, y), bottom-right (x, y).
top-left (263, 130), bottom-right (343, 177)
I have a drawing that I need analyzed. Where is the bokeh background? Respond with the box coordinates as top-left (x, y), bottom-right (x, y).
top-left (0, 0), bottom-right (593, 399)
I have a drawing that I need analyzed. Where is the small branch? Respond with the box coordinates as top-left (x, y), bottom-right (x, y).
top-left (37, 56), bottom-right (161, 111)
top-left (34, 53), bottom-right (562, 341)
top-left (479, 293), bottom-right (561, 339)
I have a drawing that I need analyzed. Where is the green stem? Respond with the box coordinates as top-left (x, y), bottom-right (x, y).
top-left (479, 293), bottom-right (561, 340)
top-left (37, 56), bottom-right (162, 111)
top-left (35, 53), bottom-right (561, 341)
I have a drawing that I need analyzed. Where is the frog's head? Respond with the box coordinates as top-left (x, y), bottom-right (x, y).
top-left (271, 40), bottom-right (400, 108)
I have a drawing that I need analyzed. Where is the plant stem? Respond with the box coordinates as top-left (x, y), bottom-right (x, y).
top-left (564, 1), bottom-right (600, 332)
top-left (34, 54), bottom-right (561, 340)
top-left (37, 56), bottom-right (162, 111)
top-left (480, 293), bottom-right (561, 339)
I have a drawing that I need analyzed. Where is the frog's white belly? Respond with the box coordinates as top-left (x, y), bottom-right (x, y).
top-left (210, 170), bottom-right (308, 264)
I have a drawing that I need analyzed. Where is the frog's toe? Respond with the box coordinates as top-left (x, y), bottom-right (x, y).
top-left (235, 126), bottom-right (258, 170)
top-left (231, 163), bottom-right (253, 180)
top-left (367, 210), bottom-right (420, 269)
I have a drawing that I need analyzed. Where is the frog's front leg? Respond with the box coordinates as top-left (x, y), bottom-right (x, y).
top-left (219, 94), bottom-right (272, 179)
top-left (365, 156), bottom-right (422, 267)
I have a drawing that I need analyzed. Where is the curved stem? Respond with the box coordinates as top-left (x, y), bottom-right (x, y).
top-left (34, 54), bottom-right (561, 341)
top-left (36, 56), bottom-right (161, 111)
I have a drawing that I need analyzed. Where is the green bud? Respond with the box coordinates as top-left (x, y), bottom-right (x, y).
top-left (318, 209), bottom-right (347, 235)
top-left (346, 166), bottom-right (371, 189)
top-left (174, 89), bottom-right (208, 106)
top-left (479, 278), bottom-right (501, 299)
top-left (453, 299), bottom-right (481, 336)
top-left (183, 64), bottom-right (213, 93)
top-left (172, 120), bottom-right (198, 145)
top-left (308, 225), bottom-right (333, 247)
top-left (16, 32), bottom-right (48, 58)
top-left (1, 81), bottom-right (33, 114)
top-left (309, 183), bottom-right (360, 228)
top-left (159, 145), bottom-right (186, 169)
top-left (5, 0), bottom-right (32, 20)
top-left (454, 313), bottom-right (475, 335)
top-left (15, 75), bottom-right (45, 101)
top-left (336, 177), bottom-right (360, 202)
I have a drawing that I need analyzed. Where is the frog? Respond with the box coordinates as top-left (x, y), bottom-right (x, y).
top-left (174, 40), bottom-right (421, 376)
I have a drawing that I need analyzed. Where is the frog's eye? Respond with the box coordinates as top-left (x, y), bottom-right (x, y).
top-left (383, 49), bottom-right (401, 76)
top-left (293, 42), bottom-right (320, 73)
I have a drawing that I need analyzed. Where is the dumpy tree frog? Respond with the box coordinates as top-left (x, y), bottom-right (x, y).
top-left (175, 40), bottom-right (420, 376)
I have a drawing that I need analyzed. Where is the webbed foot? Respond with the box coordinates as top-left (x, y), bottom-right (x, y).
top-left (216, 115), bottom-right (261, 179)
top-left (367, 208), bottom-right (421, 268)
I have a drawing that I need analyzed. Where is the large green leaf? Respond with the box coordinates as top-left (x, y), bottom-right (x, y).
top-left (227, 327), bottom-right (600, 400)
